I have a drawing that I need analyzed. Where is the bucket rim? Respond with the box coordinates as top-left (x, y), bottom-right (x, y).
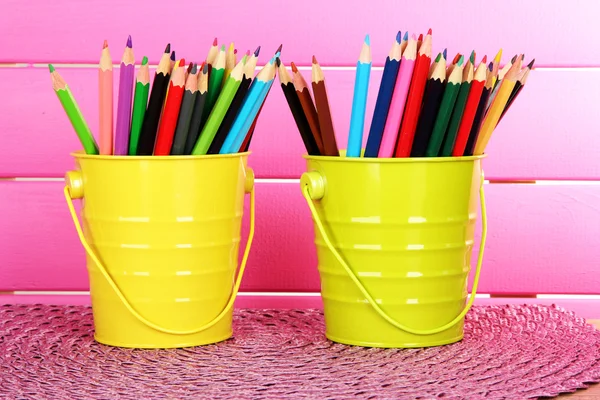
top-left (303, 151), bottom-right (486, 163)
top-left (70, 150), bottom-right (251, 161)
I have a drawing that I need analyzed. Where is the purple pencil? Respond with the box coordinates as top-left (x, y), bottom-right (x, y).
top-left (114, 35), bottom-right (135, 155)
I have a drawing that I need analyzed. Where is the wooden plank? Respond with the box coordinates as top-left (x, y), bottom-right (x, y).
top-left (2, 0), bottom-right (599, 66)
top-left (1, 68), bottom-right (599, 180)
top-left (2, 181), bottom-right (600, 294)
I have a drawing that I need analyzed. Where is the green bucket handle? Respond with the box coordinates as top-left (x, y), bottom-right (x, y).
top-left (63, 168), bottom-right (256, 336)
top-left (301, 168), bottom-right (487, 336)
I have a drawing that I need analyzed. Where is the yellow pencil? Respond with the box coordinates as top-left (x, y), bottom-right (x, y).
top-left (473, 55), bottom-right (522, 155)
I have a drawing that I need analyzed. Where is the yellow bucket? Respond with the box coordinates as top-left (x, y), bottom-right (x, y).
top-left (63, 151), bottom-right (255, 349)
top-left (300, 151), bottom-right (487, 348)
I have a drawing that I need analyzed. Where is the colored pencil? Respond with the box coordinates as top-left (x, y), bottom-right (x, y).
top-left (128, 56), bottom-right (150, 155)
top-left (364, 32), bottom-right (402, 157)
top-left (223, 42), bottom-right (236, 84)
top-left (473, 56), bottom-right (522, 155)
top-left (170, 50), bottom-right (176, 70)
top-left (499, 58), bottom-right (534, 122)
top-left (208, 53), bottom-right (255, 154)
top-left (170, 63), bottom-right (199, 155)
top-left (291, 61), bottom-right (324, 154)
top-left (424, 55), bottom-right (464, 157)
top-left (206, 37), bottom-right (219, 77)
top-left (487, 54), bottom-right (515, 108)
top-left (464, 62), bottom-right (494, 156)
top-left (202, 45), bottom-right (226, 123)
top-left (219, 58), bottom-right (276, 154)
top-left (312, 56), bottom-right (339, 156)
top-left (417, 33), bottom-right (423, 51)
top-left (452, 58), bottom-right (488, 156)
top-left (395, 29), bottom-right (432, 157)
top-left (184, 63), bottom-right (209, 155)
top-left (49, 64), bottom-right (99, 154)
top-left (114, 35), bottom-right (135, 155)
top-left (490, 49), bottom-right (502, 89)
top-left (165, 55), bottom-right (184, 103)
top-left (137, 44), bottom-right (172, 155)
top-left (410, 55), bottom-right (447, 157)
top-left (193, 58), bottom-right (245, 155)
top-left (154, 60), bottom-right (186, 155)
top-left (378, 34), bottom-right (417, 158)
top-left (439, 53), bottom-right (475, 157)
top-left (277, 59), bottom-right (320, 155)
top-left (347, 34), bottom-right (372, 157)
top-left (99, 40), bottom-right (113, 155)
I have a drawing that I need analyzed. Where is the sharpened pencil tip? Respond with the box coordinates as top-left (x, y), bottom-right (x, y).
top-left (396, 31), bottom-right (402, 44)
top-left (434, 53), bottom-right (442, 63)
top-left (442, 48), bottom-right (447, 59)
top-left (142, 56), bottom-right (148, 65)
top-left (470, 50), bottom-right (475, 64)
top-left (170, 51), bottom-right (175, 61)
top-left (418, 34), bottom-right (423, 41)
top-left (191, 63), bottom-right (198, 74)
top-left (276, 44), bottom-right (283, 53)
top-left (245, 50), bottom-right (251, 56)
top-left (364, 34), bottom-right (370, 46)
top-left (48, 64), bottom-right (55, 73)
top-left (481, 55), bottom-right (488, 64)
top-left (527, 58), bottom-right (535, 69)
top-left (126, 35), bottom-right (132, 48)
top-left (427, 28), bottom-right (432, 35)
top-left (291, 62), bottom-right (298, 73)
top-left (511, 54), bottom-right (517, 63)
top-left (494, 49), bottom-right (503, 62)
top-left (202, 62), bottom-right (208, 74)
top-left (276, 57), bottom-right (281, 67)
top-left (457, 55), bottom-right (464, 66)
top-left (179, 58), bottom-right (186, 68)
top-left (103, 40), bottom-right (108, 49)
top-left (488, 62), bottom-right (493, 71)
top-left (312, 55), bottom-right (318, 64)
top-left (403, 31), bottom-right (408, 41)
top-left (254, 46), bottom-right (261, 56)
top-left (228, 43), bottom-right (235, 52)
top-left (220, 45), bottom-right (226, 51)
top-left (213, 37), bottom-right (218, 46)
top-left (411, 33), bottom-right (417, 40)
top-left (164, 43), bottom-right (170, 53)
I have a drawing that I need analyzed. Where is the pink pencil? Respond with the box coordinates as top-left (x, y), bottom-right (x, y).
top-left (378, 34), bottom-right (417, 158)
top-left (99, 40), bottom-right (113, 155)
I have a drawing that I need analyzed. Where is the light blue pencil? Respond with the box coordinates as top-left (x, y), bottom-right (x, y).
top-left (220, 57), bottom-right (277, 153)
top-left (346, 34), bottom-right (372, 157)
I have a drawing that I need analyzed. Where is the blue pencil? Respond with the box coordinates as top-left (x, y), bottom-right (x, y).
top-left (346, 34), bottom-right (372, 157)
top-left (364, 32), bottom-right (402, 157)
top-left (220, 57), bottom-right (277, 153)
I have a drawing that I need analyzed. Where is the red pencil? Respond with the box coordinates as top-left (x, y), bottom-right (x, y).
top-left (452, 57), bottom-right (488, 156)
top-left (395, 29), bottom-right (432, 157)
top-left (154, 60), bottom-right (186, 155)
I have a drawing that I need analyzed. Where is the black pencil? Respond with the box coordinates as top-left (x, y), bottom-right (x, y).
top-left (464, 62), bottom-right (494, 156)
top-left (184, 62), bottom-right (209, 155)
top-left (410, 56), bottom-right (446, 157)
top-left (137, 44), bottom-right (172, 155)
top-left (277, 58), bottom-right (320, 155)
top-left (171, 63), bottom-right (198, 155)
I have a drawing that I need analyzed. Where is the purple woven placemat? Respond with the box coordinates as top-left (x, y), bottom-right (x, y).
top-left (1, 304), bottom-right (600, 399)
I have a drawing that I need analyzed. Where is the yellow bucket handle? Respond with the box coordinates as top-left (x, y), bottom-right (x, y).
top-left (63, 174), bottom-right (255, 336)
top-left (301, 169), bottom-right (487, 336)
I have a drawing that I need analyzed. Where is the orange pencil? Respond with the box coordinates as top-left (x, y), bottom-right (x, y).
top-left (154, 60), bottom-right (186, 155)
top-left (99, 40), bottom-right (113, 155)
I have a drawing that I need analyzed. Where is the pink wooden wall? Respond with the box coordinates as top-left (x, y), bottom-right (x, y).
top-left (1, 1), bottom-right (599, 314)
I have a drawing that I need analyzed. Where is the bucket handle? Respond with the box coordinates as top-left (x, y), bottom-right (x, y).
top-left (300, 168), bottom-right (487, 336)
top-left (63, 167), bottom-right (255, 336)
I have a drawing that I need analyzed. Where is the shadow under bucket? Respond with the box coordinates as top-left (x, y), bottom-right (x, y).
top-left (64, 151), bottom-right (255, 349)
top-left (300, 151), bottom-right (487, 348)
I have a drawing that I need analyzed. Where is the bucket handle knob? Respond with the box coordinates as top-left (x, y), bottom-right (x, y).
top-left (63, 167), bottom-right (256, 336)
top-left (301, 168), bottom-right (487, 336)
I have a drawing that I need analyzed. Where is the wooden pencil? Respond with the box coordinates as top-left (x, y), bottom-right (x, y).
top-left (473, 56), bottom-right (522, 155)
top-left (291, 61), bottom-right (324, 154)
top-left (128, 56), bottom-right (150, 155)
top-left (223, 42), bottom-right (236, 84)
top-left (378, 34), bottom-right (417, 158)
top-left (184, 62), bottom-right (209, 155)
top-left (277, 59), bottom-right (320, 155)
top-left (499, 58), bottom-right (534, 122)
top-left (452, 58), bottom-right (488, 156)
top-left (347, 34), bottom-right (372, 157)
top-left (395, 29), bottom-right (432, 157)
top-left (99, 40), bottom-right (113, 155)
top-left (311, 55), bottom-right (339, 156)
top-left (170, 63), bottom-right (199, 155)
top-left (202, 45), bottom-right (227, 123)
top-left (364, 31), bottom-right (401, 157)
top-left (439, 52), bottom-right (476, 156)
top-left (410, 55), bottom-right (447, 157)
top-left (208, 54), bottom-right (255, 154)
top-left (114, 35), bottom-right (135, 155)
top-left (49, 64), bottom-right (99, 154)
top-left (154, 60), bottom-right (186, 155)
top-left (137, 44), bottom-right (172, 155)
top-left (464, 62), bottom-right (495, 155)
top-left (425, 56), bottom-right (464, 157)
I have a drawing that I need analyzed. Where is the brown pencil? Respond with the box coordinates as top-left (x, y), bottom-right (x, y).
top-left (311, 55), bottom-right (338, 156)
top-left (291, 62), bottom-right (324, 154)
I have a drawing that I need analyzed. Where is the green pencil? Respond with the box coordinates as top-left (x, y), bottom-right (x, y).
top-left (440, 55), bottom-right (475, 157)
top-left (129, 56), bottom-right (150, 155)
top-left (201, 44), bottom-right (226, 123)
top-left (192, 57), bottom-right (245, 155)
top-left (49, 64), bottom-right (99, 155)
top-left (425, 56), bottom-right (464, 157)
